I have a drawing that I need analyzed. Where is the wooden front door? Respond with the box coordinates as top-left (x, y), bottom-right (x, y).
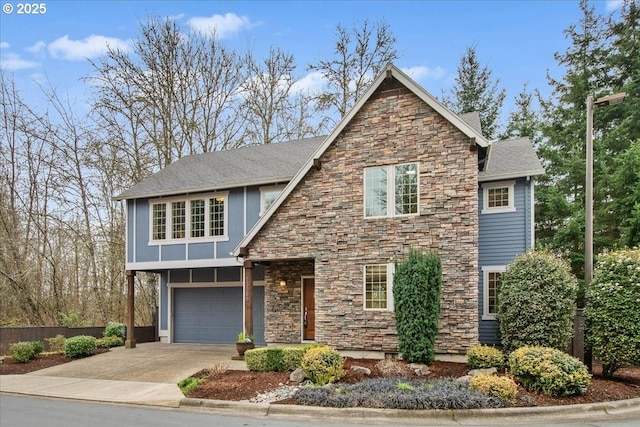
top-left (302, 277), bottom-right (315, 340)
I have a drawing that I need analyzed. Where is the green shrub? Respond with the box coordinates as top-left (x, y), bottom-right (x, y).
top-left (31, 340), bottom-right (44, 356)
top-left (64, 335), bottom-right (97, 358)
top-left (265, 347), bottom-right (285, 371)
top-left (393, 249), bottom-right (442, 364)
top-left (508, 346), bottom-right (590, 396)
top-left (498, 250), bottom-right (578, 353)
top-left (301, 346), bottom-right (344, 385)
top-left (467, 344), bottom-right (504, 370)
top-left (469, 374), bottom-right (518, 402)
top-left (46, 335), bottom-right (66, 353)
top-left (96, 336), bottom-right (124, 348)
top-left (103, 321), bottom-right (126, 339)
top-left (584, 248), bottom-right (640, 377)
top-left (178, 377), bottom-right (204, 394)
top-left (245, 348), bottom-right (268, 371)
top-left (245, 346), bottom-right (310, 371)
top-left (282, 347), bottom-right (307, 371)
top-left (9, 342), bottom-right (36, 363)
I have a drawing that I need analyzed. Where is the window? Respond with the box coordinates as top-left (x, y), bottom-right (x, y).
top-left (482, 181), bottom-right (516, 214)
top-left (365, 163), bottom-right (418, 218)
top-left (482, 266), bottom-right (506, 320)
top-left (260, 185), bottom-right (285, 216)
top-left (364, 264), bottom-right (394, 310)
top-left (149, 193), bottom-right (228, 243)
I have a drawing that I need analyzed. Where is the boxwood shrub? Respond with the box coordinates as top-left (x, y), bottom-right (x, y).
top-left (96, 335), bottom-right (124, 348)
top-left (9, 342), bottom-right (37, 363)
top-left (467, 344), bottom-right (504, 370)
top-left (498, 250), bottom-right (578, 353)
top-left (584, 248), bottom-right (640, 377)
top-left (103, 321), bottom-right (125, 339)
top-left (508, 346), bottom-right (590, 396)
top-left (245, 346), bottom-right (310, 371)
top-left (64, 335), bottom-right (97, 358)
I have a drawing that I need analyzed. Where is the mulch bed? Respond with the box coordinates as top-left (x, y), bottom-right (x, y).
top-left (0, 348), bottom-right (109, 375)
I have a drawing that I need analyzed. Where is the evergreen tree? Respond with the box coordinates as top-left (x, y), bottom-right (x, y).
top-left (501, 83), bottom-right (540, 142)
top-left (443, 45), bottom-right (506, 139)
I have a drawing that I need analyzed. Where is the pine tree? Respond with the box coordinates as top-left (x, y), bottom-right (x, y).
top-left (501, 83), bottom-right (540, 142)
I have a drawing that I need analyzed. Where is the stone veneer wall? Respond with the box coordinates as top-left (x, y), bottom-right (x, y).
top-left (247, 78), bottom-right (479, 354)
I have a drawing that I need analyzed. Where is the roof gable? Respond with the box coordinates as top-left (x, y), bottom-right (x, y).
top-left (480, 137), bottom-right (545, 182)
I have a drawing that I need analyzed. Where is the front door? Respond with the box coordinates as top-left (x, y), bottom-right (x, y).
top-left (302, 277), bottom-right (315, 340)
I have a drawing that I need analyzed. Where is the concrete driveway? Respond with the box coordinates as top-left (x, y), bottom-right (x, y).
top-left (28, 342), bottom-right (246, 384)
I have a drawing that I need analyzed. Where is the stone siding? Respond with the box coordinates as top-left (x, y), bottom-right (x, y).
top-left (247, 78), bottom-right (479, 353)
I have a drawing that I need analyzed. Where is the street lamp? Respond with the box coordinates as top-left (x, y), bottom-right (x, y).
top-left (584, 91), bottom-right (626, 370)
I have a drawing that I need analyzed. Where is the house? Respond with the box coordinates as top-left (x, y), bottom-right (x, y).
top-left (116, 64), bottom-right (544, 354)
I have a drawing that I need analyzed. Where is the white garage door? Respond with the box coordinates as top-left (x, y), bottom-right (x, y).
top-left (173, 286), bottom-right (264, 344)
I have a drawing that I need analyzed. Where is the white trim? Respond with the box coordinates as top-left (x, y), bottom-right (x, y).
top-left (125, 257), bottom-right (243, 271)
top-left (481, 266), bottom-right (506, 320)
top-left (301, 275), bottom-right (315, 342)
top-left (233, 64), bottom-right (488, 257)
top-left (260, 185), bottom-right (286, 216)
top-left (130, 200), bottom-right (136, 263)
top-left (169, 281), bottom-right (265, 289)
top-left (481, 180), bottom-right (516, 214)
top-left (363, 263), bottom-right (394, 311)
top-left (530, 177), bottom-right (536, 247)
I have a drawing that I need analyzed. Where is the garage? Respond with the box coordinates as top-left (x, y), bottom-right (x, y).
top-left (173, 286), bottom-right (264, 344)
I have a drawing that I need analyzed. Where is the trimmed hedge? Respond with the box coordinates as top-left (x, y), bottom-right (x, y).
top-left (584, 248), bottom-right (640, 377)
top-left (245, 346), bottom-right (309, 372)
top-left (64, 335), bottom-right (97, 358)
top-left (96, 336), bottom-right (124, 348)
top-left (467, 344), bottom-right (504, 370)
top-left (498, 250), bottom-right (578, 353)
top-left (508, 346), bottom-right (590, 396)
top-left (469, 374), bottom-right (518, 402)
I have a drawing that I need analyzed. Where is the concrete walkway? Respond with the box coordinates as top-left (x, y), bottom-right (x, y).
top-left (1, 342), bottom-right (640, 424)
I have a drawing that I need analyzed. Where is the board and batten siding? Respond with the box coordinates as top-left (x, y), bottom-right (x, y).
top-left (478, 177), bottom-right (534, 345)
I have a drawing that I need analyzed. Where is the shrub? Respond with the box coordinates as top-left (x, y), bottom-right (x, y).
top-left (393, 249), bottom-right (442, 364)
top-left (498, 250), bottom-right (578, 353)
top-left (467, 344), bottom-right (504, 370)
top-left (281, 347), bottom-right (307, 371)
top-left (46, 335), bottom-right (66, 353)
top-left (103, 321), bottom-right (126, 339)
top-left (178, 377), bottom-right (204, 394)
top-left (64, 335), bottom-right (97, 358)
top-left (245, 346), bottom-right (311, 371)
top-left (584, 248), bottom-right (640, 377)
top-left (508, 346), bottom-right (590, 396)
top-left (9, 342), bottom-right (36, 363)
top-left (301, 346), bottom-right (344, 385)
top-left (469, 374), bottom-right (518, 402)
top-left (245, 348), bottom-right (268, 371)
top-left (96, 336), bottom-right (124, 348)
top-left (31, 340), bottom-right (44, 356)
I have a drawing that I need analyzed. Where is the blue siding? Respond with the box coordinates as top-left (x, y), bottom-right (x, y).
top-left (127, 201), bottom-right (135, 263)
top-left (188, 242), bottom-right (215, 260)
top-left (135, 200), bottom-right (159, 262)
top-left (161, 244), bottom-right (186, 261)
top-left (478, 178), bottom-right (533, 345)
top-left (246, 185), bottom-right (261, 230)
top-left (217, 187), bottom-right (246, 256)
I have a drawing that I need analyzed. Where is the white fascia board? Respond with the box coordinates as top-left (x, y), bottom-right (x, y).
top-left (125, 257), bottom-right (242, 271)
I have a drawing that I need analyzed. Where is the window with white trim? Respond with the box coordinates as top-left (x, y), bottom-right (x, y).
top-left (364, 264), bottom-right (394, 310)
top-left (260, 185), bottom-right (285, 216)
top-left (364, 163), bottom-right (418, 218)
top-left (482, 266), bottom-right (506, 320)
top-left (150, 193), bottom-right (228, 243)
top-left (482, 181), bottom-right (516, 214)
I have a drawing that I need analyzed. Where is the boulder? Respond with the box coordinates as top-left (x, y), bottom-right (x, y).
top-left (350, 366), bottom-right (371, 376)
top-left (289, 368), bottom-right (306, 383)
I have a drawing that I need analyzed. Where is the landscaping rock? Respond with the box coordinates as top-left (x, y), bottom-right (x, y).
top-left (469, 368), bottom-right (497, 377)
top-left (351, 365), bottom-right (371, 376)
top-left (456, 375), bottom-right (472, 384)
top-left (290, 368), bottom-right (306, 383)
top-left (408, 363), bottom-right (430, 376)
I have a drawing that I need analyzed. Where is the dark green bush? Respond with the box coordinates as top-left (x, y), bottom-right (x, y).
top-left (103, 321), bottom-right (125, 339)
top-left (585, 248), bottom-right (640, 377)
top-left (508, 346), bottom-right (590, 396)
top-left (498, 250), bottom-right (578, 353)
top-left (96, 336), bottom-right (124, 348)
top-left (265, 347), bottom-right (285, 371)
top-left (393, 249), bottom-right (442, 364)
top-left (64, 335), bottom-right (97, 358)
top-left (31, 340), bottom-right (44, 356)
top-left (9, 342), bottom-right (36, 363)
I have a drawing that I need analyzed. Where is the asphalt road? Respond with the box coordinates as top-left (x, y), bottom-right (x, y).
top-left (1, 394), bottom-right (640, 427)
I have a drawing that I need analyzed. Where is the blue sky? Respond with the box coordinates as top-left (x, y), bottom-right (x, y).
top-left (0, 0), bottom-right (623, 118)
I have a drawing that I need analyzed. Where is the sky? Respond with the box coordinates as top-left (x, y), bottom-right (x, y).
top-left (0, 0), bottom-right (625, 121)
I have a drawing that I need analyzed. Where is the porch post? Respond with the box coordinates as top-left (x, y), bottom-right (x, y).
top-left (125, 270), bottom-right (137, 349)
top-left (244, 260), bottom-right (254, 337)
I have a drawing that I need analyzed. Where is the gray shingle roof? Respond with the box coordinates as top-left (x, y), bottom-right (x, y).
top-left (480, 137), bottom-right (545, 182)
top-left (114, 136), bottom-right (325, 200)
top-left (459, 112), bottom-right (482, 135)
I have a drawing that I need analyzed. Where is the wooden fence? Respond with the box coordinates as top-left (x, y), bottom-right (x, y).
top-left (0, 326), bottom-right (157, 355)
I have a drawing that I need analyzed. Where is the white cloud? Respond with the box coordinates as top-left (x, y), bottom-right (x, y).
top-left (0, 42), bottom-right (9, 49)
top-left (26, 41), bottom-right (46, 54)
top-left (606, 0), bottom-right (623, 11)
top-left (48, 35), bottom-right (131, 61)
top-left (402, 65), bottom-right (446, 81)
top-left (292, 71), bottom-right (326, 95)
top-left (0, 53), bottom-right (39, 70)
top-left (187, 13), bottom-right (256, 38)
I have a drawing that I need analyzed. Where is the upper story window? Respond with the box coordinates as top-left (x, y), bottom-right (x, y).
top-left (364, 163), bottom-right (418, 218)
top-left (150, 192), bottom-right (228, 243)
top-left (482, 266), bottom-right (506, 320)
top-left (260, 185), bottom-right (285, 216)
top-left (364, 264), bottom-right (394, 311)
top-left (481, 180), bottom-right (516, 214)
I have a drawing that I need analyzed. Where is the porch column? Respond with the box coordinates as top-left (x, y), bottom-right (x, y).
top-left (125, 270), bottom-right (137, 349)
top-left (244, 260), bottom-right (254, 337)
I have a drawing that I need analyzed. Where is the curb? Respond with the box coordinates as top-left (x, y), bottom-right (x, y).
top-left (180, 397), bottom-right (640, 422)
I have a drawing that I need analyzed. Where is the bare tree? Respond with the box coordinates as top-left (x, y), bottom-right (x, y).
top-left (308, 19), bottom-right (399, 121)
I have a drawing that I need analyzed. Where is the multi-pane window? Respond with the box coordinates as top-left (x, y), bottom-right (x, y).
top-left (210, 197), bottom-right (225, 237)
top-left (172, 201), bottom-right (186, 239)
top-left (151, 203), bottom-right (166, 240)
top-left (482, 181), bottom-right (515, 214)
top-left (149, 193), bottom-right (227, 242)
top-left (483, 266), bottom-right (506, 319)
top-left (364, 264), bottom-right (393, 310)
top-left (365, 163), bottom-right (418, 218)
